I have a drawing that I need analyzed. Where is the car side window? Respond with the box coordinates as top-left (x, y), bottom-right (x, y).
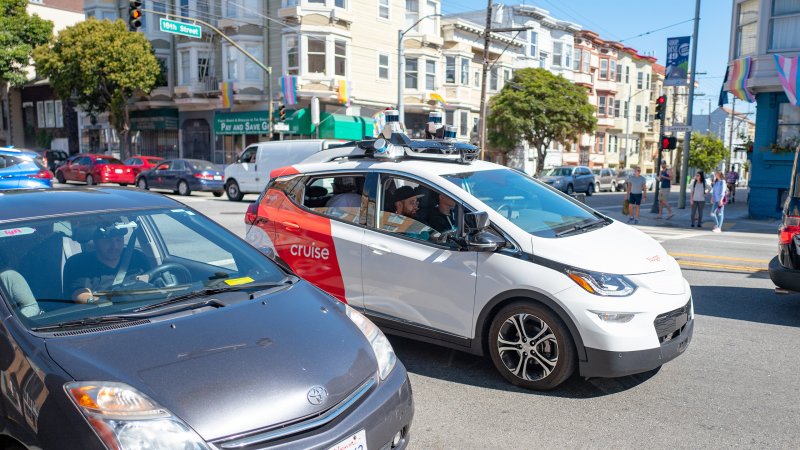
top-left (375, 176), bottom-right (459, 248)
top-left (0, 155), bottom-right (24, 170)
top-left (172, 160), bottom-right (187, 171)
top-left (155, 162), bottom-right (171, 171)
top-left (240, 148), bottom-right (257, 164)
top-left (302, 175), bottom-right (366, 224)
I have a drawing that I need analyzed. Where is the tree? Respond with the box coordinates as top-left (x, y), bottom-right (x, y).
top-left (688, 132), bottom-right (727, 174)
top-left (487, 68), bottom-right (596, 174)
top-left (34, 18), bottom-right (160, 159)
top-left (0, 0), bottom-right (53, 145)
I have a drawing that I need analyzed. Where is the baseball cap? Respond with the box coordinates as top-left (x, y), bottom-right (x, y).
top-left (392, 186), bottom-right (424, 203)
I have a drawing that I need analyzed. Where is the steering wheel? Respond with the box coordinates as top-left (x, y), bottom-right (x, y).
top-left (495, 204), bottom-right (510, 218)
top-left (142, 263), bottom-right (192, 288)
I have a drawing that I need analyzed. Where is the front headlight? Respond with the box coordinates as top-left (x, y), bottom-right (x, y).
top-left (65, 382), bottom-right (209, 450)
top-left (554, 179), bottom-right (563, 186)
top-left (566, 269), bottom-right (636, 297)
top-left (344, 304), bottom-right (397, 380)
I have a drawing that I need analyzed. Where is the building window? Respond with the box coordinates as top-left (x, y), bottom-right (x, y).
top-left (55, 100), bottom-right (63, 128)
top-left (645, 106), bottom-right (650, 122)
top-left (625, 65), bottom-right (630, 83)
top-left (461, 57), bottom-right (469, 85)
top-left (156, 56), bottom-right (169, 86)
top-left (736, 0), bottom-right (759, 55)
top-left (607, 96), bottom-right (615, 117)
top-left (334, 39), bottom-right (347, 76)
top-left (425, 59), bottom-right (436, 90)
top-left (460, 110), bottom-right (468, 136)
top-left (770, 0), bottom-right (800, 51)
top-left (598, 96), bottom-right (607, 116)
top-left (379, 0), bottom-right (390, 19)
top-left (45, 101), bottom-right (55, 128)
top-left (565, 44), bottom-right (573, 68)
top-left (490, 67), bottom-right (498, 91)
top-left (445, 56), bottom-right (455, 83)
top-left (244, 43), bottom-right (263, 82)
top-left (599, 59), bottom-right (608, 79)
top-left (582, 50), bottom-right (590, 73)
top-left (307, 37), bottom-right (326, 75)
top-left (227, 48), bottom-right (238, 81)
top-left (474, 70), bottom-right (480, 87)
top-left (623, 101), bottom-right (629, 119)
top-left (36, 101), bottom-right (44, 128)
top-left (646, 73), bottom-right (651, 89)
top-left (635, 105), bottom-right (642, 122)
top-left (636, 71), bottom-right (643, 89)
top-left (610, 60), bottom-right (616, 81)
top-left (405, 0), bottom-right (418, 31)
top-left (180, 0), bottom-right (189, 18)
top-left (504, 69), bottom-right (511, 84)
top-left (445, 110), bottom-right (454, 127)
top-left (405, 57), bottom-right (418, 89)
top-left (179, 50), bottom-right (190, 84)
top-left (378, 53), bottom-right (390, 80)
top-left (285, 35), bottom-right (299, 75)
top-left (616, 64), bottom-right (622, 82)
top-left (529, 30), bottom-right (538, 57)
top-left (197, 51), bottom-right (210, 81)
top-left (596, 132), bottom-right (605, 153)
top-left (614, 99), bottom-right (621, 118)
top-left (553, 42), bottom-right (563, 67)
top-left (778, 102), bottom-right (800, 143)
top-left (420, 1), bottom-right (438, 35)
top-left (573, 48), bottom-right (580, 71)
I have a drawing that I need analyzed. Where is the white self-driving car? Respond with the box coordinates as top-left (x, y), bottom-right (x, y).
top-left (244, 132), bottom-right (694, 390)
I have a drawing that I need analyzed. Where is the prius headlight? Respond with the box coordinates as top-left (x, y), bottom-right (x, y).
top-left (65, 382), bottom-right (209, 450)
top-left (345, 304), bottom-right (397, 380)
top-left (566, 269), bottom-right (636, 297)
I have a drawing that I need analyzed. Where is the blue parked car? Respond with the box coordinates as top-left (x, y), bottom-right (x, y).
top-left (0, 147), bottom-right (53, 190)
top-left (136, 158), bottom-right (224, 196)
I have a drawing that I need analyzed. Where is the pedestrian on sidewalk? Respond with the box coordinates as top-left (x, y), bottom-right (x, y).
top-left (690, 171), bottom-right (708, 228)
top-left (626, 166), bottom-right (647, 225)
top-left (711, 171), bottom-right (728, 233)
top-left (726, 167), bottom-right (739, 203)
top-left (657, 161), bottom-right (674, 219)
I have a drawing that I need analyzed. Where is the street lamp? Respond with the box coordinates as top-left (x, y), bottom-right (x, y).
top-left (397, 13), bottom-right (443, 124)
top-left (623, 88), bottom-right (649, 170)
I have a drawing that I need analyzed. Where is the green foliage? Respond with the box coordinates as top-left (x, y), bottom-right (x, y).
top-left (487, 68), bottom-right (596, 174)
top-left (0, 0), bottom-right (53, 86)
top-left (688, 132), bottom-right (727, 173)
top-left (33, 18), bottom-right (159, 156)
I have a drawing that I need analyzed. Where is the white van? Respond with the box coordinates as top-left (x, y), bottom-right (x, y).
top-left (224, 140), bottom-right (342, 201)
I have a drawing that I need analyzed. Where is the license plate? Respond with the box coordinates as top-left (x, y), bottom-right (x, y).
top-left (329, 430), bottom-right (367, 450)
top-left (213, 175), bottom-right (222, 180)
top-left (115, 169), bottom-right (123, 173)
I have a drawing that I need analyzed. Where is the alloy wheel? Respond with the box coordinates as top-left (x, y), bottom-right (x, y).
top-left (496, 313), bottom-right (559, 382)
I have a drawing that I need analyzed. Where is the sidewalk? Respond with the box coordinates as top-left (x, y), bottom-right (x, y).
top-left (597, 187), bottom-right (780, 234)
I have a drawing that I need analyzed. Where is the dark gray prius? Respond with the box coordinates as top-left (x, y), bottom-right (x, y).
top-left (0, 188), bottom-right (413, 450)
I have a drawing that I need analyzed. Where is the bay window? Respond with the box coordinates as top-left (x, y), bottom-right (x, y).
top-left (243, 43), bottom-right (263, 82)
top-left (600, 59), bottom-right (608, 79)
top-left (636, 71), bottom-right (643, 89)
top-left (307, 37), bottom-right (326, 75)
top-left (286, 35), bottom-right (299, 75)
top-left (179, 50), bottom-right (190, 85)
top-left (565, 44), bottom-right (572, 68)
top-left (490, 67), bottom-right (498, 91)
top-left (405, 0), bottom-right (419, 31)
top-left (334, 39), bottom-right (347, 76)
top-left (736, 0), bottom-right (758, 55)
top-left (553, 42), bottom-right (563, 67)
top-left (445, 56), bottom-right (455, 83)
top-left (582, 50), bottom-right (590, 73)
top-left (573, 48), bottom-right (580, 71)
top-left (610, 60), bottom-right (616, 81)
top-left (461, 57), bottom-right (469, 85)
top-left (770, 0), bottom-right (800, 51)
top-left (425, 59), bottom-right (436, 90)
top-left (529, 30), bottom-right (538, 57)
top-left (598, 96), bottom-right (606, 116)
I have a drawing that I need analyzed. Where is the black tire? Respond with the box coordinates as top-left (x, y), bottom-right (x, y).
top-left (137, 177), bottom-right (148, 190)
top-left (212, 191), bottom-right (223, 197)
top-left (488, 301), bottom-right (576, 390)
top-left (595, 182), bottom-right (601, 193)
top-left (56, 171), bottom-right (66, 184)
top-left (566, 184), bottom-right (574, 195)
top-left (177, 180), bottom-right (191, 196)
top-left (611, 182), bottom-right (617, 192)
top-left (86, 174), bottom-right (95, 186)
top-left (119, 183), bottom-right (128, 187)
top-left (587, 183), bottom-right (594, 196)
top-left (226, 180), bottom-right (244, 201)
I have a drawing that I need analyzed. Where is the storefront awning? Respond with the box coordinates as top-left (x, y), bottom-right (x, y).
top-left (286, 108), bottom-right (371, 140)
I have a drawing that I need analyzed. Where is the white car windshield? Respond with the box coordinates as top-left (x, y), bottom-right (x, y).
top-left (443, 169), bottom-right (605, 238)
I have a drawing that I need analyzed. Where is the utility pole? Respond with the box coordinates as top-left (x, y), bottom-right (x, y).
top-left (397, 14), bottom-right (443, 124)
top-left (678, 0), bottom-right (701, 209)
top-left (478, 0), bottom-right (493, 160)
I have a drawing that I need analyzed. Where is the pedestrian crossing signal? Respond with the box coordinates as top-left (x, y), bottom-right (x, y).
top-left (129, 0), bottom-right (143, 30)
top-left (661, 135), bottom-right (677, 150)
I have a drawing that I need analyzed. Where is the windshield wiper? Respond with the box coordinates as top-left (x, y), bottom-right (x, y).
top-left (555, 220), bottom-right (607, 238)
top-left (133, 279), bottom-right (295, 313)
top-left (31, 315), bottom-right (141, 332)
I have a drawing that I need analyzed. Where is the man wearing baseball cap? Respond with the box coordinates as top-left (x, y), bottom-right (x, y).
top-left (391, 185), bottom-right (424, 218)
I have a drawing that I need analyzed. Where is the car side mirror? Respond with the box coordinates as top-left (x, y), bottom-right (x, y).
top-left (464, 211), bottom-right (504, 252)
top-left (465, 211), bottom-right (490, 232)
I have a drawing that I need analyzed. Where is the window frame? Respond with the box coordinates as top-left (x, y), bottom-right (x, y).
top-left (300, 173), bottom-right (369, 226)
top-left (460, 57), bottom-right (470, 85)
top-left (737, 0), bottom-right (759, 56)
top-left (425, 58), bottom-right (437, 91)
top-left (445, 55), bottom-right (456, 83)
top-left (378, 53), bottom-right (390, 80)
top-left (769, 0), bottom-right (800, 51)
top-left (378, 0), bottom-right (390, 20)
top-left (405, 57), bottom-right (419, 90)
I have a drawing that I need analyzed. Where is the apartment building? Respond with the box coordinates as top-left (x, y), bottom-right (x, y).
top-left (726, 0), bottom-right (799, 219)
top-left (1, 0), bottom-right (85, 151)
top-left (614, 47), bottom-right (657, 172)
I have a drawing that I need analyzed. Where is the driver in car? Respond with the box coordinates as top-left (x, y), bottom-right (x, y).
top-left (64, 223), bottom-right (150, 304)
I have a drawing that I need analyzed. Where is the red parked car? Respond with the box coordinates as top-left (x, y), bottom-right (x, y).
top-left (55, 154), bottom-right (135, 186)
top-left (123, 155), bottom-right (164, 177)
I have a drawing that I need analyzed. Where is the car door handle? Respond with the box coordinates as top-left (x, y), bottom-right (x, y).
top-left (254, 217), bottom-right (269, 225)
top-left (281, 221), bottom-right (300, 232)
top-left (367, 243), bottom-right (392, 255)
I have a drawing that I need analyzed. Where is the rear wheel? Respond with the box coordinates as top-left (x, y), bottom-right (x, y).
top-left (595, 182), bottom-right (601, 193)
top-left (566, 184), bottom-right (574, 195)
top-left (587, 183), bottom-right (594, 196)
top-left (137, 178), bottom-right (148, 190)
top-left (488, 302), bottom-right (576, 390)
top-left (177, 180), bottom-right (191, 196)
top-left (86, 174), bottom-right (95, 186)
top-left (611, 182), bottom-right (617, 192)
top-left (56, 171), bottom-right (66, 184)
top-left (212, 191), bottom-right (223, 197)
top-left (226, 180), bottom-right (244, 201)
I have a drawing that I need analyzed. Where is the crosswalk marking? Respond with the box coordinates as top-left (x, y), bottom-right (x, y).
top-left (635, 225), bottom-right (707, 243)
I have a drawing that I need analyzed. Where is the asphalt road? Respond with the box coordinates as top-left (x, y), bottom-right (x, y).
top-left (59, 184), bottom-right (800, 448)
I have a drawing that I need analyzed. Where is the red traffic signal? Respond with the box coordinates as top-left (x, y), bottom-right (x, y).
top-left (661, 135), bottom-right (677, 150)
top-left (655, 95), bottom-right (667, 120)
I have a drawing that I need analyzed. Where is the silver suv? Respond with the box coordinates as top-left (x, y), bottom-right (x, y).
top-left (591, 168), bottom-right (617, 192)
top-left (539, 166), bottom-right (596, 195)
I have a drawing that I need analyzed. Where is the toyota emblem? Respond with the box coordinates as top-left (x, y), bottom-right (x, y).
top-left (307, 386), bottom-right (328, 405)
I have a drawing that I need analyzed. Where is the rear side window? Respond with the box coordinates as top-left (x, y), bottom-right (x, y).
top-left (302, 175), bottom-right (366, 224)
top-left (150, 213), bottom-right (237, 270)
top-left (0, 155), bottom-right (25, 169)
top-left (172, 160), bottom-right (187, 171)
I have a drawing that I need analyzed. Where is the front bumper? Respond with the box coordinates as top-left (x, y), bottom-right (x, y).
top-left (210, 363), bottom-right (413, 450)
top-left (769, 255), bottom-right (800, 292)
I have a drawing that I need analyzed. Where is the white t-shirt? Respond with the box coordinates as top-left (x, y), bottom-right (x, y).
top-left (691, 180), bottom-right (706, 202)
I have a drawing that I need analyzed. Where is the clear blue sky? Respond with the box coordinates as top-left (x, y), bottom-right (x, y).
top-left (445, 0), bottom-right (737, 115)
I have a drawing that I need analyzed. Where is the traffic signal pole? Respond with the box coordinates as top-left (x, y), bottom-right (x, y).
top-left (678, 0), bottom-right (702, 209)
top-left (651, 103), bottom-right (667, 214)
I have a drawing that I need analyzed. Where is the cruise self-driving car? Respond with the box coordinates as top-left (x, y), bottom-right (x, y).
top-left (245, 121), bottom-right (694, 390)
top-left (0, 188), bottom-right (412, 449)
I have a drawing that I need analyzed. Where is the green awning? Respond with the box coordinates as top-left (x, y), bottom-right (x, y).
top-left (286, 108), bottom-right (370, 140)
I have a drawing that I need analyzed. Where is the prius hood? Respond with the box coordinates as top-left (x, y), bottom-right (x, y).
top-left (45, 282), bottom-right (378, 441)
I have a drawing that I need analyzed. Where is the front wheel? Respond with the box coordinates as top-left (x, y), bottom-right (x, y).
top-left (137, 178), bottom-right (148, 190)
top-left (86, 174), bottom-right (95, 186)
top-left (56, 171), bottom-right (66, 184)
top-left (226, 180), bottom-right (244, 201)
top-left (488, 302), bottom-right (576, 390)
top-left (566, 184), bottom-right (574, 195)
top-left (587, 183), bottom-right (594, 196)
top-left (177, 180), bottom-right (191, 196)
top-left (611, 182), bottom-right (617, 192)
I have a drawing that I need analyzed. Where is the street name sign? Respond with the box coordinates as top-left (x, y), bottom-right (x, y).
top-left (159, 18), bottom-right (202, 39)
top-left (273, 122), bottom-right (290, 132)
top-left (664, 125), bottom-right (693, 133)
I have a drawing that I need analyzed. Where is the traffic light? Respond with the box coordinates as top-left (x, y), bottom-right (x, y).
top-left (661, 135), bottom-right (677, 150)
top-left (279, 105), bottom-right (286, 121)
top-left (655, 95), bottom-right (667, 121)
top-left (129, 0), bottom-right (143, 30)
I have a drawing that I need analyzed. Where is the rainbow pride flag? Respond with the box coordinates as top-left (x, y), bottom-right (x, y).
top-left (775, 54), bottom-right (799, 106)
top-left (281, 75), bottom-right (298, 106)
top-left (372, 110), bottom-right (386, 138)
top-left (221, 82), bottom-right (234, 108)
top-left (338, 80), bottom-right (352, 106)
top-left (430, 92), bottom-right (448, 108)
top-left (729, 57), bottom-right (755, 103)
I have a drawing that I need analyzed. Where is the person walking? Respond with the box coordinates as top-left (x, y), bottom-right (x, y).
top-left (657, 161), bottom-right (674, 219)
top-left (711, 171), bottom-right (728, 233)
top-left (726, 167), bottom-right (739, 203)
top-left (690, 171), bottom-right (708, 228)
top-left (625, 167), bottom-right (647, 225)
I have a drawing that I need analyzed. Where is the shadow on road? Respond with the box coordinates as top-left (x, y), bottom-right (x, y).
top-left (692, 285), bottom-right (800, 327)
top-left (390, 335), bottom-right (659, 399)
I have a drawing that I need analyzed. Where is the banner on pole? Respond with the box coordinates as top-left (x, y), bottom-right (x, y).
top-left (664, 36), bottom-right (691, 86)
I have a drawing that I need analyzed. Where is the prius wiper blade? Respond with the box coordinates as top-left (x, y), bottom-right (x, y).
top-left (132, 280), bottom-right (294, 313)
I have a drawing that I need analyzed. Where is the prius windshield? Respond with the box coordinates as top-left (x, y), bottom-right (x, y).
top-left (442, 168), bottom-right (604, 238)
